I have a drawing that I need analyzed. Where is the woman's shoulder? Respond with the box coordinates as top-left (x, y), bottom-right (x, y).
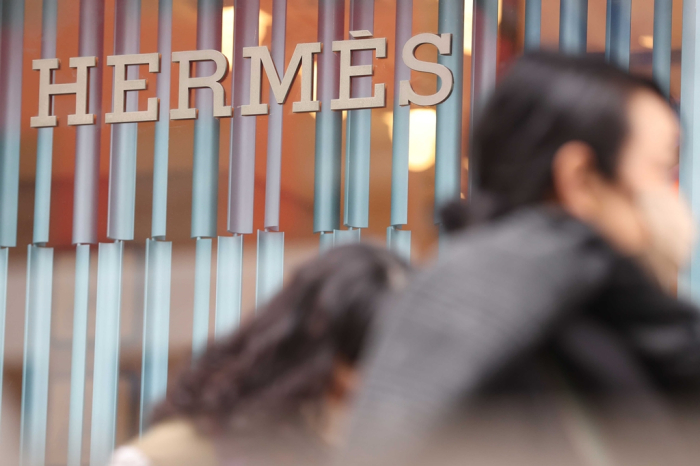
top-left (108, 419), bottom-right (219, 466)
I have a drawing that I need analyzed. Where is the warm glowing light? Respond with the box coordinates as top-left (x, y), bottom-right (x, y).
top-left (384, 109), bottom-right (437, 172)
top-left (222, 7), bottom-right (273, 70)
top-left (639, 35), bottom-right (654, 49)
top-left (464, 0), bottom-right (502, 56)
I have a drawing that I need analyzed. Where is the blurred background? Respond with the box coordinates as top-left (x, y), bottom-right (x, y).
top-left (0, 0), bottom-right (684, 464)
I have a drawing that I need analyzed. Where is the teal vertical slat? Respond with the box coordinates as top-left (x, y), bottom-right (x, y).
top-left (107, 0), bottom-right (142, 241)
top-left (33, 0), bottom-right (59, 245)
top-left (560, 0), bottom-right (588, 55)
top-left (319, 231), bottom-right (335, 252)
top-left (680, 0), bottom-right (699, 298)
top-left (90, 242), bottom-right (124, 466)
top-left (390, 0), bottom-right (412, 227)
top-left (67, 244), bottom-right (90, 466)
top-left (313, 0), bottom-right (344, 233)
top-left (345, 0), bottom-right (375, 229)
top-left (0, 248), bottom-right (8, 427)
top-left (191, 0), bottom-right (223, 239)
top-left (33, 129), bottom-right (54, 245)
top-left (387, 227), bottom-right (411, 263)
top-left (152, 0), bottom-right (172, 238)
top-left (606, 0), bottom-right (631, 70)
top-left (653, 0), bottom-right (672, 97)
top-left (435, 0), bottom-right (464, 219)
top-left (0, 0), bottom-right (25, 248)
top-left (256, 231), bottom-right (284, 308)
top-left (140, 239), bottom-right (172, 432)
top-left (192, 238), bottom-right (212, 357)
top-left (20, 245), bottom-right (54, 466)
top-left (524, 0), bottom-right (541, 50)
top-left (215, 235), bottom-right (243, 339)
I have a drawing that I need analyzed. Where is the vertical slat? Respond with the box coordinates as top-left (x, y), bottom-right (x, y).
top-left (387, 227), bottom-right (411, 263)
top-left (140, 239), bottom-right (172, 432)
top-left (390, 0), bottom-right (412, 228)
top-left (319, 231), bottom-right (335, 252)
top-left (192, 237), bottom-right (212, 357)
top-left (559, 0), bottom-right (588, 54)
top-left (73, 0), bottom-right (105, 245)
top-left (20, 245), bottom-right (54, 466)
top-left (344, 0), bottom-right (375, 229)
top-left (215, 235), bottom-right (243, 338)
top-left (67, 244), bottom-right (90, 466)
top-left (152, 0), bottom-right (173, 238)
top-left (0, 248), bottom-right (7, 425)
top-left (333, 228), bottom-right (361, 245)
top-left (107, 0), bottom-right (142, 241)
top-left (653, 0), bottom-right (672, 97)
top-left (265, 0), bottom-right (287, 231)
top-left (90, 242), bottom-right (124, 466)
top-left (606, 0), bottom-right (631, 70)
top-left (435, 0), bottom-right (464, 217)
top-left (680, 0), bottom-right (700, 298)
top-left (0, 0), bottom-right (25, 248)
top-left (313, 0), bottom-right (345, 234)
top-left (34, 0), bottom-right (58, 245)
top-left (256, 231), bottom-right (284, 308)
top-left (228, 0), bottom-right (260, 234)
top-left (468, 0), bottom-right (497, 196)
top-left (191, 0), bottom-right (222, 239)
top-left (524, 0), bottom-right (541, 50)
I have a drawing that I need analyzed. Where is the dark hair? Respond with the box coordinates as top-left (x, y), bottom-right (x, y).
top-left (443, 51), bottom-right (668, 233)
top-left (152, 244), bottom-right (408, 432)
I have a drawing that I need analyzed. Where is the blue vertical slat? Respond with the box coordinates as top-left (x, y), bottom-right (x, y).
top-left (435, 0), bottom-right (464, 218)
top-left (192, 237), bottom-right (212, 357)
top-left (140, 239), bottom-right (172, 432)
top-left (524, 0), bottom-right (541, 50)
top-left (256, 231), bottom-right (284, 308)
top-left (215, 235), bottom-right (243, 338)
top-left (653, 0), bottom-right (673, 97)
top-left (606, 0), bottom-right (631, 70)
top-left (559, 0), bottom-right (588, 55)
top-left (67, 244), bottom-right (90, 466)
top-left (20, 245), bottom-right (54, 466)
top-left (90, 242), bottom-right (124, 466)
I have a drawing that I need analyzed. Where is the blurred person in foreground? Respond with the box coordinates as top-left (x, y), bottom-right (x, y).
top-left (108, 244), bottom-right (408, 466)
top-left (336, 52), bottom-right (700, 466)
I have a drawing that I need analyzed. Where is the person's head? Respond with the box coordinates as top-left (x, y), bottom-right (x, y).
top-left (153, 243), bottom-right (408, 434)
top-left (446, 52), bottom-right (688, 261)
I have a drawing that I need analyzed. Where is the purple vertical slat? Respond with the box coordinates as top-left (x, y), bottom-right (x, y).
top-left (264, 0), bottom-right (287, 230)
top-left (228, 0), bottom-right (260, 234)
top-left (73, 0), bottom-right (105, 245)
top-left (107, 0), bottom-right (141, 241)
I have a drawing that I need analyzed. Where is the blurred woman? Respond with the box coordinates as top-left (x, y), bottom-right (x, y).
top-left (109, 243), bottom-right (408, 466)
top-left (337, 52), bottom-right (700, 466)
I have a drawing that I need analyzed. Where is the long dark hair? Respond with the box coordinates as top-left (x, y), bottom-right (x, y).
top-left (443, 51), bottom-right (668, 232)
top-left (152, 244), bottom-right (408, 431)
